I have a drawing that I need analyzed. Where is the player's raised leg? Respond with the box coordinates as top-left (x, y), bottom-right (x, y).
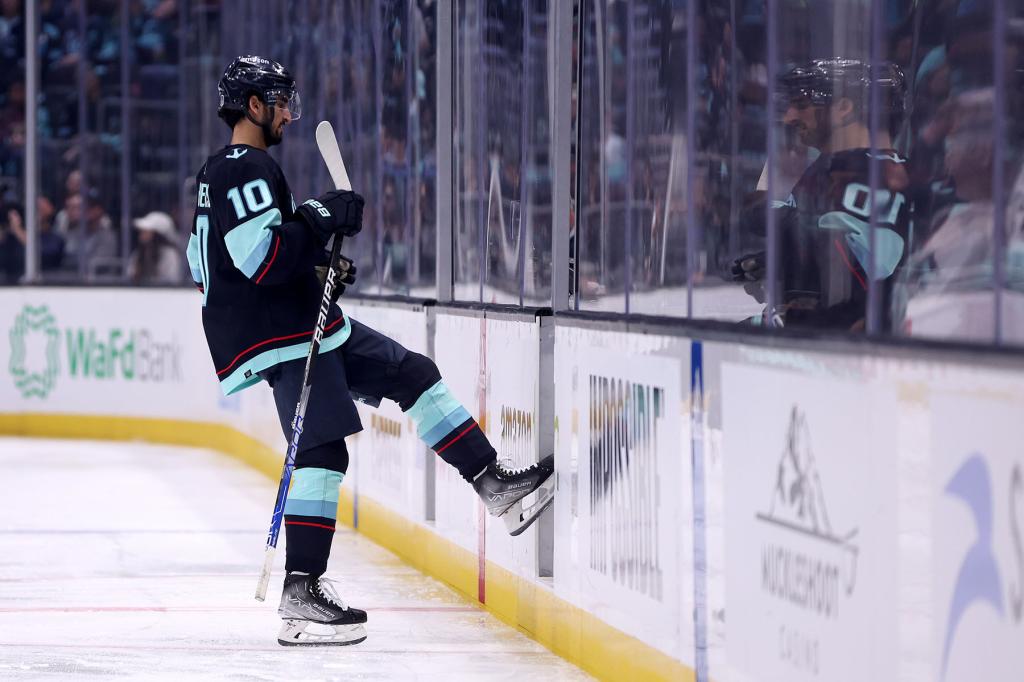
top-left (341, 320), bottom-right (555, 535)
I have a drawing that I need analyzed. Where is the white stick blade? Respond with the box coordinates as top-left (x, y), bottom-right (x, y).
top-left (315, 121), bottom-right (352, 191)
top-left (255, 546), bottom-right (276, 601)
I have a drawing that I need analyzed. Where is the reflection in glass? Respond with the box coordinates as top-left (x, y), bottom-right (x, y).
top-left (750, 57), bottom-right (911, 331)
top-left (893, 1), bottom-right (1024, 345)
top-left (452, 0), bottom-right (551, 305)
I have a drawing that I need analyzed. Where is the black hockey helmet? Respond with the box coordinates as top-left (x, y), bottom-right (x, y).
top-left (217, 55), bottom-right (301, 124)
top-left (778, 58), bottom-right (906, 120)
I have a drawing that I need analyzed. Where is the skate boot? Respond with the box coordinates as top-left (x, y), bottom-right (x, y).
top-left (277, 572), bottom-right (367, 646)
top-left (473, 454), bottom-right (555, 536)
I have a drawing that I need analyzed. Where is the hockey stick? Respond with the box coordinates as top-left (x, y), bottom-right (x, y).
top-left (255, 121), bottom-right (353, 601)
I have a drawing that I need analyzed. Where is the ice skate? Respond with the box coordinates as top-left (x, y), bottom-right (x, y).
top-left (473, 454), bottom-right (555, 536)
top-left (277, 572), bottom-right (367, 646)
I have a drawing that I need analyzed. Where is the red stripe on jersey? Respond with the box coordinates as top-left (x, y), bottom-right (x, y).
top-left (215, 315), bottom-right (347, 376)
top-left (833, 238), bottom-right (867, 291)
top-left (254, 235), bottom-right (281, 285)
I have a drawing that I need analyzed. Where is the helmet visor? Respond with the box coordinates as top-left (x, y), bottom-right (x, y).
top-left (267, 88), bottom-right (302, 120)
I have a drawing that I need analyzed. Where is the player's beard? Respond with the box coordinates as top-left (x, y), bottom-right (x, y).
top-left (244, 107), bottom-right (284, 147)
top-left (803, 107), bottom-right (831, 150)
top-left (261, 115), bottom-right (283, 148)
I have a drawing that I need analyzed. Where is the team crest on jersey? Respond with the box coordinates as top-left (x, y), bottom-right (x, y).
top-left (226, 148), bottom-right (248, 160)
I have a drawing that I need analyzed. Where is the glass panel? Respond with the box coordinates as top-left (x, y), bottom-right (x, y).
top-left (8, 0), bottom-right (440, 293)
top-left (128, 1), bottom-right (186, 286)
top-left (410, 0), bottom-right (438, 297)
top-left (890, 1), bottom-right (1006, 344)
top-left (689, 1), bottom-right (768, 322)
top-left (746, 1), bottom-right (910, 332)
top-left (340, 0), bottom-right (384, 294)
top-left (573, 0), bottom-right (689, 316)
top-left (452, 0), bottom-right (551, 305)
top-left (521, 0), bottom-right (551, 305)
top-left (33, 0), bottom-right (124, 284)
top-left (479, 0), bottom-right (523, 305)
top-left (1001, 0), bottom-right (1024, 345)
top-left (574, 0), bottom-right (624, 312)
top-left (378, 0), bottom-right (412, 294)
top-left (453, 0), bottom-right (483, 301)
top-left (0, 0), bottom-right (28, 284)
top-left (620, 1), bottom-right (688, 316)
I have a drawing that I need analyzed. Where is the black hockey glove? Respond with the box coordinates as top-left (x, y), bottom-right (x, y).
top-left (297, 189), bottom-right (365, 244)
top-left (730, 251), bottom-right (766, 282)
top-left (315, 252), bottom-right (357, 304)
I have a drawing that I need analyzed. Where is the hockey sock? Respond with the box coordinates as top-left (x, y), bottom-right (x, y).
top-left (407, 380), bottom-right (496, 482)
top-left (284, 467), bottom-right (343, 575)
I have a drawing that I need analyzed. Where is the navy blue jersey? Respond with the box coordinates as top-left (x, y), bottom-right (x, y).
top-left (776, 148), bottom-right (911, 329)
top-left (186, 144), bottom-right (349, 395)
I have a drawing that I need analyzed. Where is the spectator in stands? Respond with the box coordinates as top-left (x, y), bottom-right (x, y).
top-left (0, 200), bottom-right (25, 283)
top-left (134, 0), bottom-right (178, 66)
top-left (64, 168), bottom-right (82, 199)
top-left (0, 191), bottom-right (67, 281)
top-left (897, 89), bottom-right (1024, 343)
top-left (0, 1), bottom-right (25, 95)
top-left (63, 189), bottom-right (116, 278)
top-left (0, 79), bottom-right (25, 178)
top-left (53, 190), bottom-right (79, 236)
top-left (127, 210), bottom-right (181, 285)
top-left (36, 195), bottom-right (65, 271)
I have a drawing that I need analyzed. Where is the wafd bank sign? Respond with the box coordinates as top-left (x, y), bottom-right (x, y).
top-left (5, 295), bottom-right (185, 406)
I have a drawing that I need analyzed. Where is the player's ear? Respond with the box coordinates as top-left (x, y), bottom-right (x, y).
top-left (834, 97), bottom-right (855, 121)
top-left (247, 94), bottom-right (263, 118)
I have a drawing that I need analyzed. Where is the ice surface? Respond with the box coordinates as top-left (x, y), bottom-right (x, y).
top-left (0, 438), bottom-right (590, 681)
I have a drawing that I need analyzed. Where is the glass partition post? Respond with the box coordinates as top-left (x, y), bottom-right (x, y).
top-left (120, 0), bottom-right (132, 282)
top-left (623, 1), bottom-right (634, 315)
top-left (764, 0), bottom-right (778, 326)
top-left (76, 0), bottom-right (89, 280)
top-left (550, 0), bottom-right (573, 311)
top-left (23, 0), bottom-right (38, 282)
top-left (685, 0), bottom-right (698, 318)
top-left (866, 0), bottom-right (884, 335)
top-left (437, 0), bottom-right (454, 302)
top-left (992, 0), bottom-right (1008, 344)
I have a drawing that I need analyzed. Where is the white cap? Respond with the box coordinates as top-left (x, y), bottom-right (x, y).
top-left (133, 211), bottom-right (176, 239)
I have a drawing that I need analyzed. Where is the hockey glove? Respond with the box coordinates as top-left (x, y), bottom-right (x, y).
top-left (315, 252), bottom-right (357, 304)
top-left (730, 251), bottom-right (766, 282)
top-left (297, 189), bottom-right (365, 244)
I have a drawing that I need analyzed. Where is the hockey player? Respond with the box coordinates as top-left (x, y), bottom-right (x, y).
top-left (185, 56), bottom-right (554, 646)
top-left (732, 59), bottom-right (911, 331)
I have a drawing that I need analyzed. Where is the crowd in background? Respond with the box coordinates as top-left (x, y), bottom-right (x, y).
top-left (0, 0), bottom-right (184, 285)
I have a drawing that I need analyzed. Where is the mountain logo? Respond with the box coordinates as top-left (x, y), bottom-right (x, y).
top-left (757, 406), bottom-right (860, 617)
top-left (9, 305), bottom-right (61, 399)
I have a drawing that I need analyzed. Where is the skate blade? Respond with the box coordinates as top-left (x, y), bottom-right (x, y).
top-left (502, 477), bottom-right (555, 536)
top-left (277, 619), bottom-right (367, 646)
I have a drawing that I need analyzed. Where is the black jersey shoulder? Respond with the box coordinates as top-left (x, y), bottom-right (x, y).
top-left (826, 147), bottom-right (906, 173)
top-left (202, 144), bottom-right (283, 189)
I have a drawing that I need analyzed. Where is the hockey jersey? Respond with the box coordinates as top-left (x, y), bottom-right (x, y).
top-left (186, 144), bottom-right (349, 395)
top-left (773, 147), bottom-right (911, 330)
